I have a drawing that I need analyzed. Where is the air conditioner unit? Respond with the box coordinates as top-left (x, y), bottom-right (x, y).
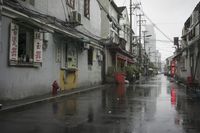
top-left (70, 11), bottom-right (81, 24)
top-left (83, 43), bottom-right (90, 49)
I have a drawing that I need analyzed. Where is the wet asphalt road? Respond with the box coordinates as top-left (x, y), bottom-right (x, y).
top-left (0, 75), bottom-right (200, 133)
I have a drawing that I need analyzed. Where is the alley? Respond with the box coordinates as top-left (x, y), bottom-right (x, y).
top-left (0, 75), bottom-right (200, 133)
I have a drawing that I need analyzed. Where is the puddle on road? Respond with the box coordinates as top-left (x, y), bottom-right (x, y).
top-left (1, 75), bottom-right (200, 133)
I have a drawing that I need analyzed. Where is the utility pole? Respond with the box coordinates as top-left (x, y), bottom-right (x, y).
top-left (130, 0), bottom-right (133, 53)
top-left (130, 2), bottom-right (140, 54)
top-left (143, 30), bottom-right (147, 76)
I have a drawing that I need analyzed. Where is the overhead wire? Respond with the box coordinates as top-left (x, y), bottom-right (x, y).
top-left (134, 0), bottom-right (173, 43)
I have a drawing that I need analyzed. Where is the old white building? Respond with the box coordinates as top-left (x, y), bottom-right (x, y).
top-left (0, 0), bottom-right (103, 100)
top-left (174, 2), bottom-right (200, 85)
top-left (99, 0), bottom-right (134, 79)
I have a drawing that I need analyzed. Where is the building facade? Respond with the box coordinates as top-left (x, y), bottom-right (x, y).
top-left (99, 0), bottom-right (134, 77)
top-left (0, 0), bottom-right (103, 100)
top-left (173, 2), bottom-right (200, 85)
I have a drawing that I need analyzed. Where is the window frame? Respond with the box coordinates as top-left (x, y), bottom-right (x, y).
top-left (88, 47), bottom-right (93, 66)
top-left (9, 22), bottom-right (43, 67)
top-left (84, 0), bottom-right (90, 19)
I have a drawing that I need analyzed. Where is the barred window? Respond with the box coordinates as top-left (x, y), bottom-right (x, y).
top-left (84, 0), bottom-right (90, 19)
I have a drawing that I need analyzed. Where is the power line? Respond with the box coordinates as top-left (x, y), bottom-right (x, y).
top-left (134, 0), bottom-right (173, 43)
top-left (142, 11), bottom-right (173, 43)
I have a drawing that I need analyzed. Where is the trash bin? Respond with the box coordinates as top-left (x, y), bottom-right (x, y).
top-left (115, 72), bottom-right (125, 84)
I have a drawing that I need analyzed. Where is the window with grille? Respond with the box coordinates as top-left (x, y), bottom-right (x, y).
top-left (84, 0), bottom-right (90, 19)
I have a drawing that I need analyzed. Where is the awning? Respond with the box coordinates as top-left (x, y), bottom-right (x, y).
top-left (116, 53), bottom-right (134, 64)
top-left (127, 58), bottom-right (134, 64)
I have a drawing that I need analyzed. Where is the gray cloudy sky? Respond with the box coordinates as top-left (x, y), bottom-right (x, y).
top-left (114, 0), bottom-right (200, 61)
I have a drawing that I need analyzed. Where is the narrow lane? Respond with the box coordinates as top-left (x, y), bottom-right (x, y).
top-left (0, 75), bottom-right (200, 133)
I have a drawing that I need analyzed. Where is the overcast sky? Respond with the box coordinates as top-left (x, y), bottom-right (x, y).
top-left (114, 0), bottom-right (200, 61)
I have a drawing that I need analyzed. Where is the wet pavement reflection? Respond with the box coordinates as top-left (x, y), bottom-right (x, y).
top-left (1, 75), bottom-right (200, 133)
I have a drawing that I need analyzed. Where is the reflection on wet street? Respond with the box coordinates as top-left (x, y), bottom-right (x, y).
top-left (1, 75), bottom-right (200, 133)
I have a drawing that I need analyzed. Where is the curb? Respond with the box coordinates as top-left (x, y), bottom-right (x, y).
top-left (0, 84), bottom-right (110, 113)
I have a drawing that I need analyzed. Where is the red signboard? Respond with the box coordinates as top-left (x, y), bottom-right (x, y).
top-left (171, 87), bottom-right (176, 106)
top-left (171, 60), bottom-right (176, 77)
top-left (9, 23), bottom-right (19, 61)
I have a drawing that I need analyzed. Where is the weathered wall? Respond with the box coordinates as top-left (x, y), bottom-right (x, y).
top-left (78, 48), bottom-right (102, 87)
top-left (0, 16), bottom-right (60, 100)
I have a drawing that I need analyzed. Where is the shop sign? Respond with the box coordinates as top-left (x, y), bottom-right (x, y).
top-left (34, 31), bottom-right (43, 63)
top-left (9, 23), bottom-right (19, 61)
top-left (171, 60), bottom-right (176, 77)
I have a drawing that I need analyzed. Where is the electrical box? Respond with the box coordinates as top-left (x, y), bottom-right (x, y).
top-left (70, 11), bottom-right (81, 24)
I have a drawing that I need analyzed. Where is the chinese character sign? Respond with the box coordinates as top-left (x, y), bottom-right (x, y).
top-left (9, 23), bottom-right (19, 61)
top-left (171, 60), bottom-right (176, 77)
top-left (34, 31), bottom-right (43, 63)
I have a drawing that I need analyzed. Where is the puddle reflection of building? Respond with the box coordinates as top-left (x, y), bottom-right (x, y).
top-left (87, 105), bottom-right (94, 123)
top-left (116, 84), bottom-right (126, 99)
top-left (126, 84), bottom-right (158, 132)
top-left (170, 86), bottom-right (176, 106)
top-left (52, 97), bottom-right (77, 117)
top-left (175, 87), bottom-right (200, 132)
